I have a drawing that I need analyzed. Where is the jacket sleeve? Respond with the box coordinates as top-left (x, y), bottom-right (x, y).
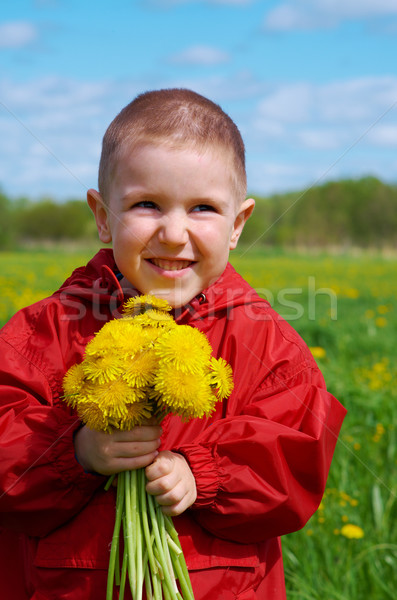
top-left (174, 309), bottom-right (347, 545)
top-left (0, 313), bottom-right (105, 538)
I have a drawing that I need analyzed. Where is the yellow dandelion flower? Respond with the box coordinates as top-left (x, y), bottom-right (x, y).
top-left (82, 354), bottom-right (124, 384)
top-left (309, 346), bottom-right (327, 360)
top-left (154, 326), bottom-right (212, 374)
top-left (154, 365), bottom-right (217, 419)
top-left (341, 524), bottom-right (364, 539)
top-left (119, 401), bottom-right (154, 430)
top-left (121, 350), bottom-right (158, 387)
top-left (77, 401), bottom-right (112, 432)
top-left (98, 319), bottom-right (151, 354)
top-left (110, 327), bottom-right (155, 359)
top-left (340, 492), bottom-right (352, 502)
top-left (365, 309), bottom-right (375, 319)
top-left (346, 288), bottom-right (360, 299)
top-left (375, 317), bottom-right (387, 328)
top-left (84, 330), bottom-right (116, 358)
top-left (209, 357), bottom-right (234, 400)
top-left (122, 295), bottom-right (172, 317)
top-left (94, 379), bottom-right (145, 421)
top-left (377, 304), bottom-right (390, 314)
top-left (130, 311), bottom-right (177, 330)
top-left (63, 363), bottom-right (86, 398)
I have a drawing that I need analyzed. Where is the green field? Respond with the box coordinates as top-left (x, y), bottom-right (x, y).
top-left (1, 248), bottom-right (396, 598)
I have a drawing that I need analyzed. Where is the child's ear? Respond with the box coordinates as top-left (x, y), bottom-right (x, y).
top-left (87, 189), bottom-right (112, 244)
top-left (230, 197), bottom-right (255, 250)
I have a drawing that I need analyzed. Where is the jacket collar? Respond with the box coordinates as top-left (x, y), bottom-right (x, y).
top-left (57, 248), bottom-right (268, 319)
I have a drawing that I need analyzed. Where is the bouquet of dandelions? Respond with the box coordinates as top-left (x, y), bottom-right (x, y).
top-left (62, 295), bottom-right (233, 600)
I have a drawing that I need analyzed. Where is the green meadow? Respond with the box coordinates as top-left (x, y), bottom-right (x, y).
top-left (0, 248), bottom-right (396, 599)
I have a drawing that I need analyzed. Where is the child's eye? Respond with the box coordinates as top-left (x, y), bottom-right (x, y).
top-left (132, 200), bottom-right (157, 209)
top-left (192, 204), bottom-right (216, 213)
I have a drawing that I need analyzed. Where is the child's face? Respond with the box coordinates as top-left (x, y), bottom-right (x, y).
top-left (88, 143), bottom-right (254, 308)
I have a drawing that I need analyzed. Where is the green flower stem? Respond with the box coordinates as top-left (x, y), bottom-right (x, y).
top-left (158, 508), bottom-right (185, 600)
top-left (152, 569), bottom-right (163, 599)
top-left (147, 492), bottom-right (180, 600)
top-left (170, 550), bottom-right (194, 600)
top-left (124, 470), bottom-right (137, 597)
top-left (144, 562), bottom-right (153, 600)
top-left (158, 507), bottom-right (178, 592)
top-left (118, 545), bottom-right (128, 600)
top-left (106, 471), bottom-right (125, 600)
top-left (131, 469), bottom-right (144, 600)
top-left (104, 473), bottom-right (116, 491)
top-left (166, 533), bottom-right (182, 556)
top-left (105, 466), bottom-right (195, 600)
top-left (164, 515), bottom-right (194, 598)
top-left (139, 468), bottom-right (159, 580)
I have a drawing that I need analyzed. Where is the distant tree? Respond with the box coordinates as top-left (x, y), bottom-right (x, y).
top-left (0, 189), bottom-right (15, 249)
top-left (242, 177), bottom-right (397, 249)
top-left (15, 198), bottom-right (96, 241)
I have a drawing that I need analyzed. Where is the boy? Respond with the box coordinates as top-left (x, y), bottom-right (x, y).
top-left (0, 89), bottom-right (346, 599)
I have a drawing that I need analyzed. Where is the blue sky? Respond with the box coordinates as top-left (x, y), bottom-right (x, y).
top-left (1, 0), bottom-right (397, 200)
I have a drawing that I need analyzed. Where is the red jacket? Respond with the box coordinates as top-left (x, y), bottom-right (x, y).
top-left (0, 249), bottom-right (346, 600)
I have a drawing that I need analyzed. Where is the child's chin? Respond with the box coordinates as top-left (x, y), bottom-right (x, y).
top-left (148, 289), bottom-right (194, 309)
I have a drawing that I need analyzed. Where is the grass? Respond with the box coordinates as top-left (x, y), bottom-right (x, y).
top-left (1, 246), bottom-right (396, 599)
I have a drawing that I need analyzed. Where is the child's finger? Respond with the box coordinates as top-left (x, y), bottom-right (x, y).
top-left (112, 425), bottom-right (162, 442)
top-left (145, 450), bottom-right (174, 481)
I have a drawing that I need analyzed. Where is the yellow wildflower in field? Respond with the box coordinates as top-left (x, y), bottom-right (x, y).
top-left (375, 316), bottom-right (387, 328)
top-left (377, 304), bottom-right (391, 314)
top-left (341, 524), bottom-right (364, 539)
top-left (345, 288), bottom-right (360, 299)
top-left (309, 346), bottom-right (327, 360)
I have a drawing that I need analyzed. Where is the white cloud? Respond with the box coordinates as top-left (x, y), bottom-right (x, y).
top-left (258, 83), bottom-right (312, 124)
top-left (255, 77), bottom-right (397, 131)
top-left (169, 45), bottom-right (229, 65)
top-left (264, 0), bottom-right (397, 31)
top-left (367, 124), bottom-right (397, 147)
top-left (1, 73), bottom-right (397, 200)
top-left (0, 22), bottom-right (38, 48)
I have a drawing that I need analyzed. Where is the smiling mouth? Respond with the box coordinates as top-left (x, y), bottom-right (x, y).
top-left (148, 258), bottom-right (194, 271)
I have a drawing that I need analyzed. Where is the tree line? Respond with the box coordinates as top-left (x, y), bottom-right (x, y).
top-left (1, 176), bottom-right (396, 250)
top-left (240, 176), bottom-right (397, 249)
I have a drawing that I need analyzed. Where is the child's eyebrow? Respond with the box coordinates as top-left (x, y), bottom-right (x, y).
top-left (120, 189), bottom-right (156, 204)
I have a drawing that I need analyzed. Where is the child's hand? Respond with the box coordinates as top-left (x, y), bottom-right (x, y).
top-left (74, 422), bottom-right (162, 476)
top-left (145, 451), bottom-right (197, 516)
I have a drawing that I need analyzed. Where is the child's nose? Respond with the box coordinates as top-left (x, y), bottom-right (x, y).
top-left (158, 214), bottom-right (189, 246)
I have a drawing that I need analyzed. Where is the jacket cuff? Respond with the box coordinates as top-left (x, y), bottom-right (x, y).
top-left (173, 444), bottom-right (221, 508)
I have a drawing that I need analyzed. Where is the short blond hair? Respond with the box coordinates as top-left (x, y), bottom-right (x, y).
top-left (98, 88), bottom-right (247, 202)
